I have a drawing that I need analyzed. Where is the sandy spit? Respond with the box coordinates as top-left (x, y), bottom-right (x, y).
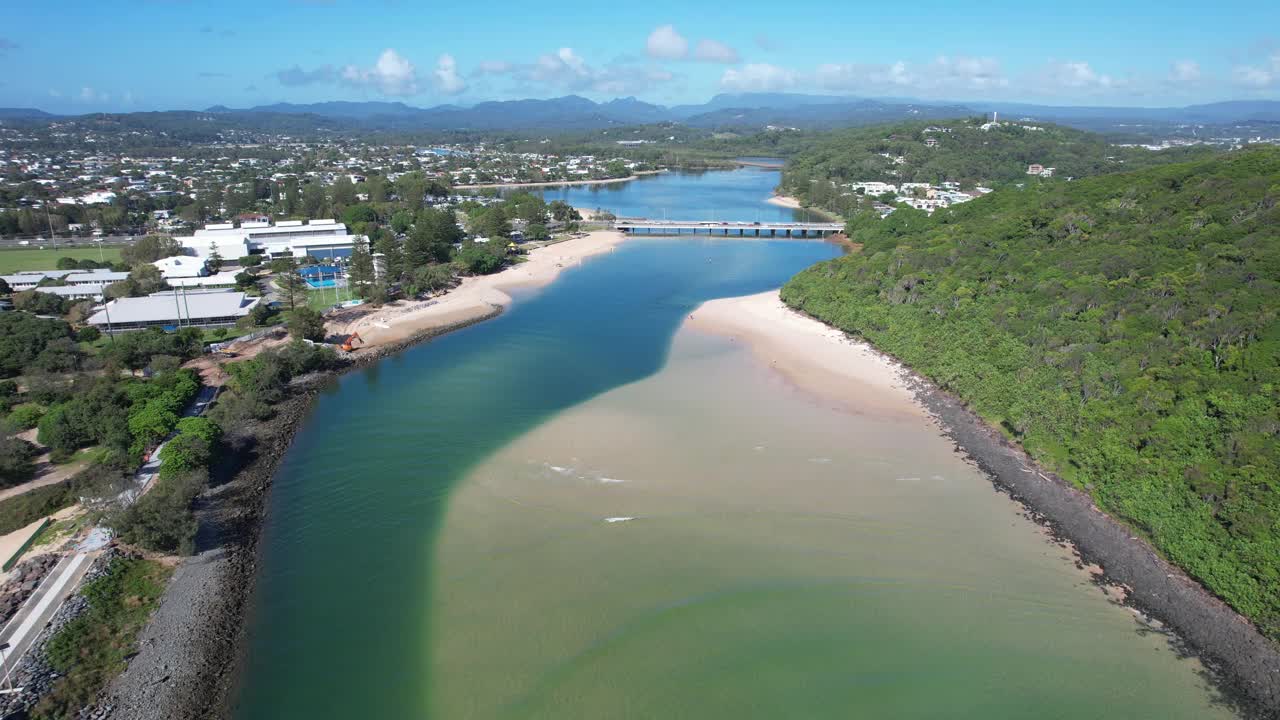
top-left (686, 290), bottom-right (923, 421)
top-left (331, 230), bottom-right (626, 349)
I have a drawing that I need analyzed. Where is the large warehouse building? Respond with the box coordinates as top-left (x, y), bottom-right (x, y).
top-left (181, 219), bottom-right (359, 260)
top-left (86, 290), bottom-right (260, 331)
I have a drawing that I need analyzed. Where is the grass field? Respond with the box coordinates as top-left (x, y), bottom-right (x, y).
top-left (307, 286), bottom-right (355, 312)
top-left (0, 246), bottom-right (123, 274)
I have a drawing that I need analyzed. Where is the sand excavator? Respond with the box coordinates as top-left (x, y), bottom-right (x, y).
top-left (340, 332), bottom-right (365, 352)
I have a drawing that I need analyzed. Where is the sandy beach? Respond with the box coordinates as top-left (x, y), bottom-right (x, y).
top-left (331, 230), bottom-right (625, 348)
top-left (766, 194), bottom-right (803, 210)
top-left (454, 170), bottom-right (664, 190)
top-left (686, 290), bottom-right (923, 420)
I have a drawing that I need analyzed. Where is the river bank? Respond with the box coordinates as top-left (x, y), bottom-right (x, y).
top-left (690, 290), bottom-right (1279, 717)
top-left (453, 169), bottom-right (665, 190)
top-left (97, 235), bottom-right (629, 720)
top-left (329, 229), bottom-right (625, 350)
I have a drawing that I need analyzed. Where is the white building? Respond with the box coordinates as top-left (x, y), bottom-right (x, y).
top-left (847, 182), bottom-right (899, 196)
top-left (87, 291), bottom-right (259, 331)
top-left (153, 255), bottom-right (209, 279)
top-left (28, 284), bottom-right (107, 302)
top-left (182, 219), bottom-right (360, 260)
top-left (0, 269), bottom-right (127, 291)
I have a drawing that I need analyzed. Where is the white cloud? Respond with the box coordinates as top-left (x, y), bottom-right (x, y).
top-left (486, 47), bottom-right (675, 95)
top-left (694, 39), bottom-right (739, 64)
top-left (720, 63), bottom-right (798, 92)
top-left (646, 25), bottom-right (688, 60)
top-left (433, 54), bottom-right (466, 94)
top-left (79, 86), bottom-right (109, 103)
top-left (932, 56), bottom-right (1006, 90)
top-left (340, 48), bottom-right (419, 96)
top-left (1041, 60), bottom-right (1117, 90)
top-left (476, 60), bottom-right (513, 75)
top-left (1232, 54), bottom-right (1280, 88)
top-left (814, 56), bottom-right (1004, 94)
top-left (1169, 59), bottom-right (1201, 84)
top-left (274, 49), bottom-right (467, 97)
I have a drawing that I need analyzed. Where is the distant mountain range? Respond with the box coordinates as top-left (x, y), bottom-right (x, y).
top-left (4, 94), bottom-right (1280, 133)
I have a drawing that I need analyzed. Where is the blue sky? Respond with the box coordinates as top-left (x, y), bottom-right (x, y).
top-left (2, 0), bottom-right (1279, 112)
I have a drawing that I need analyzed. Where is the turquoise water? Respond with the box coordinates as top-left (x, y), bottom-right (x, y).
top-left (234, 236), bottom-right (844, 719)
top-left (535, 167), bottom-right (824, 222)
top-left (233, 170), bottom-right (1235, 719)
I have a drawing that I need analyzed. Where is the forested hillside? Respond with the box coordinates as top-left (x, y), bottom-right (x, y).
top-left (782, 148), bottom-right (1280, 636)
top-left (779, 118), bottom-right (1217, 214)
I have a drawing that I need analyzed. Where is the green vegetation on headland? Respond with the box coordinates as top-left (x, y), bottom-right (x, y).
top-left (782, 147), bottom-right (1280, 637)
top-left (779, 118), bottom-right (1218, 215)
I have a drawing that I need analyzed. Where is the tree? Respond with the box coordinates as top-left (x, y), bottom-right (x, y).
top-left (373, 230), bottom-right (404, 283)
top-left (348, 236), bottom-right (376, 299)
top-left (121, 235), bottom-right (182, 267)
top-left (111, 468), bottom-right (205, 554)
top-left (525, 223), bottom-right (550, 242)
top-left (331, 176), bottom-right (357, 210)
top-left (455, 241), bottom-right (505, 275)
top-left (341, 204), bottom-right (378, 234)
top-left (549, 200), bottom-right (581, 222)
top-left (0, 436), bottom-right (39, 488)
top-left (33, 338), bottom-right (84, 373)
top-left (390, 209), bottom-right (414, 235)
top-left (405, 264), bottom-right (454, 297)
top-left (274, 259), bottom-right (307, 311)
top-left (301, 182), bottom-right (328, 218)
top-left (175, 416), bottom-right (221, 446)
top-left (0, 279), bottom-right (9, 295)
top-left (395, 172), bottom-right (428, 211)
top-left (481, 206), bottom-right (512, 239)
top-left (12, 290), bottom-right (70, 316)
top-left (282, 176), bottom-right (300, 216)
top-left (56, 257), bottom-right (80, 270)
top-left (404, 209), bottom-right (458, 269)
top-left (0, 313), bottom-right (72, 377)
top-left (157, 433), bottom-right (210, 479)
top-left (287, 307), bottom-right (326, 342)
top-left (208, 242), bottom-right (224, 273)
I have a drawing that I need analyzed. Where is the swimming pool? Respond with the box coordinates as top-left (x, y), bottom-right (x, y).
top-left (306, 278), bottom-right (339, 288)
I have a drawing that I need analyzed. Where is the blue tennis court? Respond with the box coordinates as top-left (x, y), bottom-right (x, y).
top-left (299, 264), bottom-right (343, 288)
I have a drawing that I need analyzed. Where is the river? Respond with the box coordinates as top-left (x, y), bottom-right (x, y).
top-left (234, 168), bottom-right (1236, 719)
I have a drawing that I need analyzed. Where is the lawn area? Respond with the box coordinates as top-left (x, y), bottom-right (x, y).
top-left (307, 286), bottom-right (355, 312)
top-left (0, 246), bottom-right (122, 274)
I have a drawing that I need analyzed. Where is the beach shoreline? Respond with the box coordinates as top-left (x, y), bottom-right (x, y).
top-left (453, 169), bottom-right (664, 190)
top-left (767, 193), bottom-right (842, 221)
top-left (687, 289), bottom-right (1279, 717)
top-left (329, 229), bottom-right (626, 349)
top-left (100, 232), bottom-right (629, 720)
top-left (686, 291), bottom-right (921, 422)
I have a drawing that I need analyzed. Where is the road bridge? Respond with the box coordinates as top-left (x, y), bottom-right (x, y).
top-left (615, 219), bottom-right (844, 237)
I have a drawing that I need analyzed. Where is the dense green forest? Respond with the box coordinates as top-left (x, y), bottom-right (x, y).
top-left (779, 118), bottom-right (1218, 214)
top-left (782, 148), bottom-right (1280, 637)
